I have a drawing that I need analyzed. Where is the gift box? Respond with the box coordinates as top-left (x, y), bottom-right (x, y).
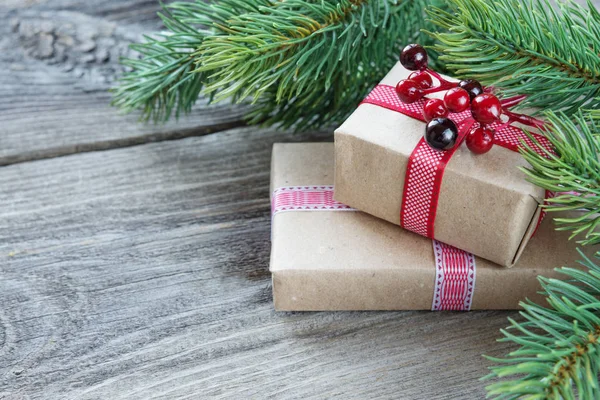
top-left (270, 143), bottom-right (581, 311)
top-left (334, 62), bottom-right (550, 267)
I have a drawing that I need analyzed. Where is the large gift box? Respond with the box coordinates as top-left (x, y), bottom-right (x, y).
top-left (270, 143), bottom-right (581, 311)
top-left (334, 62), bottom-right (550, 267)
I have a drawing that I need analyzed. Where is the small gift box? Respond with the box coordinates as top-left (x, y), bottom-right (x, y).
top-left (334, 63), bottom-right (551, 267)
top-left (270, 143), bottom-right (580, 311)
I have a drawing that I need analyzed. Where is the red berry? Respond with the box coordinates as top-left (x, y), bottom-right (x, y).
top-left (443, 88), bottom-right (470, 113)
top-left (458, 79), bottom-right (484, 100)
top-left (471, 94), bottom-right (502, 124)
top-left (395, 79), bottom-right (423, 103)
top-left (466, 126), bottom-right (495, 154)
top-left (425, 118), bottom-right (458, 150)
top-left (408, 71), bottom-right (433, 89)
top-left (400, 44), bottom-right (428, 71)
top-left (423, 98), bottom-right (448, 121)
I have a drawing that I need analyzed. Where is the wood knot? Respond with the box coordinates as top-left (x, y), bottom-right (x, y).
top-left (10, 10), bottom-right (145, 88)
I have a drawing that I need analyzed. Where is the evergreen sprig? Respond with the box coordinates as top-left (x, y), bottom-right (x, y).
top-left (426, 0), bottom-right (600, 117)
top-left (195, 0), bottom-right (441, 129)
top-left (520, 111), bottom-right (600, 247)
top-left (113, 0), bottom-right (446, 129)
top-left (425, 3), bottom-right (600, 397)
top-left (111, 0), bottom-right (264, 122)
top-left (484, 251), bottom-right (600, 399)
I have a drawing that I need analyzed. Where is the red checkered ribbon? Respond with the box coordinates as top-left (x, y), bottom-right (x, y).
top-left (272, 186), bottom-right (476, 311)
top-left (361, 84), bottom-right (553, 239)
top-left (400, 119), bottom-right (475, 237)
top-left (432, 240), bottom-right (476, 311)
top-left (271, 186), bottom-right (354, 213)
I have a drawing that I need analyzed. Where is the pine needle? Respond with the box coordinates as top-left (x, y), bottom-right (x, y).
top-left (426, 0), bottom-right (600, 117)
top-left (112, 0), bottom-right (447, 129)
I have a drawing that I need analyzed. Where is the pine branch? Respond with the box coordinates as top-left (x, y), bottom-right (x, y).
top-left (432, 4), bottom-right (600, 396)
top-left (484, 250), bottom-right (600, 399)
top-left (426, 0), bottom-right (600, 117)
top-left (196, 0), bottom-right (435, 103)
top-left (111, 0), bottom-right (268, 122)
top-left (240, 0), bottom-right (444, 130)
top-left (486, 111), bottom-right (600, 398)
top-left (111, 6), bottom-right (205, 123)
top-left (520, 111), bottom-right (600, 247)
top-left (113, 0), bottom-right (447, 129)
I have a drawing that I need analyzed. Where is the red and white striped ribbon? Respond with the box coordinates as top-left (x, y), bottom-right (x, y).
top-left (432, 240), bottom-right (476, 311)
top-left (271, 186), bottom-right (354, 214)
top-left (271, 186), bottom-right (476, 311)
top-left (361, 84), bottom-right (553, 239)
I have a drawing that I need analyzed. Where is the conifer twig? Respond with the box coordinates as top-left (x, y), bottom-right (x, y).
top-left (520, 111), bottom-right (600, 247)
top-left (484, 251), bottom-right (600, 399)
top-left (426, 0), bottom-right (600, 117)
top-left (113, 0), bottom-right (446, 129)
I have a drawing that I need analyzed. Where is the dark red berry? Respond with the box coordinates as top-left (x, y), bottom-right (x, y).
top-left (471, 94), bottom-right (502, 124)
top-left (400, 44), bottom-right (428, 71)
top-left (408, 71), bottom-right (433, 89)
top-left (423, 98), bottom-right (448, 121)
top-left (443, 87), bottom-right (470, 113)
top-left (395, 79), bottom-right (423, 103)
top-left (458, 79), bottom-right (484, 100)
top-left (466, 126), bottom-right (495, 154)
top-left (425, 118), bottom-right (458, 151)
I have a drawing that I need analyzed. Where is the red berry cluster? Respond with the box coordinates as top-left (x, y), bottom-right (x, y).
top-left (395, 44), bottom-right (546, 155)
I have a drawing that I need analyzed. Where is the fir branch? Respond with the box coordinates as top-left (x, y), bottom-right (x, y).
top-left (487, 111), bottom-right (600, 398)
top-left (196, 0), bottom-right (411, 103)
top-left (113, 0), bottom-right (446, 129)
top-left (484, 251), bottom-right (600, 399)
top-left (426, 0), bottom-right (600, 117)
top-left (437, 4), bottom-right (600, 396)
top-left (111, 4), bottom-right (208, 122)
top-left (242, 0), bottom-right (444, 130)
top-left (520, 111), bottom-right (600, 247)
top-left (111, 0), bottom-right (275, 122)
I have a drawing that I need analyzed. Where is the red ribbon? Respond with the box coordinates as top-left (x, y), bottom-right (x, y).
top-left (361, 84), bottom-right (553, 239)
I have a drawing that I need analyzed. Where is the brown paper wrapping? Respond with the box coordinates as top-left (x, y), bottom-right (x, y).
top-left (334, 63), bottom-right (546, 267)
top-left (270, 143), bottom-right (583, 311)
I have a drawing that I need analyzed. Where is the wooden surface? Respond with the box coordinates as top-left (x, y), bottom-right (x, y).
top-left (0, 1), bottom-right (594, 399)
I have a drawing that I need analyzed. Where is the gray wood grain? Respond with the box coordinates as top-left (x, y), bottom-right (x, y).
top-left (3, 0), bottom-right (599, 398)
top-left (0, 127), bottom-right (515, 399)
top-left (0, 2), bottom-right (250, 166)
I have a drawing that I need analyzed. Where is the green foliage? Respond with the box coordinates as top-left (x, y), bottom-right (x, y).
top-left (426, 0), bottom-right (600, 117)
top-left (426, 2), bottom-right (600, 396)
top-left (196, 0), bottom-right (444, 129)
top-left (111, 0), bottom-right (263, 122)
top-left (520, 111), bottom-right (600, 247)
top-left (112, 0), bottom-right (446, 129)
top-left (484, 251), bottom-right (600, 399)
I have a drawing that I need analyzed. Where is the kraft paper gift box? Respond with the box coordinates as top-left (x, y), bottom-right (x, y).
top-left (270, 143), bottom-right (582, 311)
top-left (334, 62), bottom-right (548, 267)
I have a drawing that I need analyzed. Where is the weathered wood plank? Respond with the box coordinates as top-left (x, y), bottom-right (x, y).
top-left (0, 3), bottom-right (250, 166)
top-left (0, 127), bottom-right (515, 399)
top-left (19, 0), bottom-right (180, 27)
top-left (3, 1), bottom-right (599, 398)
top-left (2, 0), bottom-right (598, 166)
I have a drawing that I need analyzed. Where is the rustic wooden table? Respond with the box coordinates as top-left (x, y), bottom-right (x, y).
top-left (1, 1), bottom-right (593, 399)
